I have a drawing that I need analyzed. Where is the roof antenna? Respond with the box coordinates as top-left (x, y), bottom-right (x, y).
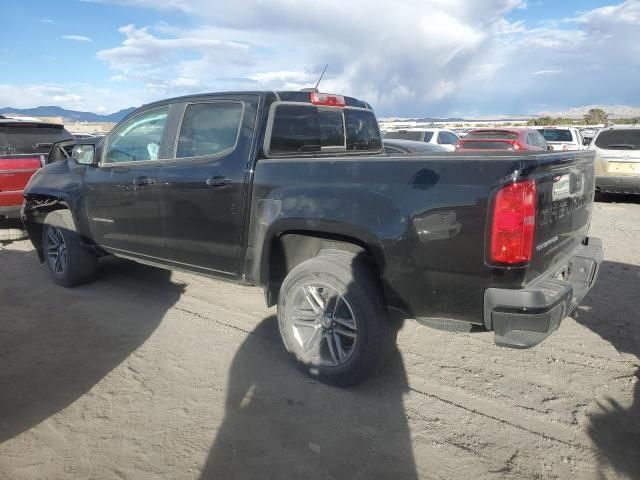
top-left (314, 64), bottom-right (328, 92)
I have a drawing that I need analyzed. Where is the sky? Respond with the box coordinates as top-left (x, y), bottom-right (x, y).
top-left (0, 0), bottom-right (639, 117)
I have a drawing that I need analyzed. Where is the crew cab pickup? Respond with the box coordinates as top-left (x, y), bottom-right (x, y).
top-left (22, 91), bottom-right (603, 385)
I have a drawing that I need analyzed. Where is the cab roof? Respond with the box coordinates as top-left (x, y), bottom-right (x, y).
top-left (138, 91), bottom-right (373, 112)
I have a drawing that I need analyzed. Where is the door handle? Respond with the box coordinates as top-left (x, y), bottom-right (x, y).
top-left (206, 176), bottom-right (232, 188)
top-left (133, 176), bottom-right (156, 186)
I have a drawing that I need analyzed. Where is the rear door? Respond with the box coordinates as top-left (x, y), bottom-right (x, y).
top-left (157, 95), bottom-right (259, 275)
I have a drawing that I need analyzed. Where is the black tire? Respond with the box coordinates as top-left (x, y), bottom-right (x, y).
top-left (42, 210), bottom-right (97, 287)
top-left (277, 253), bottom-right (395, 386)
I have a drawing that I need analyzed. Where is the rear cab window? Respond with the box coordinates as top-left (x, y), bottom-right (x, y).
top-left (266, 100), bottom-right (382, 156)
top-left (594, 129), bottom-right (640, 150)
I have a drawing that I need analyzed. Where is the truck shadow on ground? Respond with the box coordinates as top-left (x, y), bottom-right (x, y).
top-left (0, 248), bottom-right (184, 443)
top-left (574, 260), bottom-right (640, 479)
top-left (200, 257), bottom-right (418, 480)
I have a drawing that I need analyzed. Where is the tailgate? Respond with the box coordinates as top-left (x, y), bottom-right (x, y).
top-left (0, 155), bottom-right (43, 207)
top-left (525, 151), bottom-right (595, 282)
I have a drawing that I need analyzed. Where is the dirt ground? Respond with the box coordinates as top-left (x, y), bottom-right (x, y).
top-left (1, 197), bottom-right (639, 480)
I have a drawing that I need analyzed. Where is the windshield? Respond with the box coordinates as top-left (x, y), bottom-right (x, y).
top-left (465, 131), bottom-right (518, 140)
top-left (538, 129), bottom-right (573, 142)
top-left (594, 129), bottom-right (640, 150)
top-left (0, 125), bottom-right (74, 156)
top-left (384, 131), bottom-right (433, 142)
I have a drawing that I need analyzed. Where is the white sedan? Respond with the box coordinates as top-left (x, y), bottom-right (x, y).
top-left (383, 128), bottom-right (460, 151)
top-left (534, 127), bottom-right (587, 151)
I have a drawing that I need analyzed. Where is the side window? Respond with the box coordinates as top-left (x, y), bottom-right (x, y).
top-left (526, 133), bottom-right (535, 147)
top-left (176, 102), bottom-right (244, 159)
top-left (438, 132), bottom-right (457, 145)
top-left (535, 131), bottom-right (547, 149)
top-left (447, 132), bottom-right (459, 144)
top-left (104, 107), bottom-right (169, 163)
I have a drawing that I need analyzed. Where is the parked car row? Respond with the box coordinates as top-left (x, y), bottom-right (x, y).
top-left (382, 126), bottom-right (605, 153)
top-left (382, 123), bottom-right (640, 195)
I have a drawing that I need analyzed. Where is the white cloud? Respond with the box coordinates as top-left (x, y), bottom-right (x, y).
top-left (40, 18), bottom-right (54, 24)
top-left (62, 35), bottom-right (93, 43)
top-left (6, 0), bottom-right (640, 116)
top-left (532, 69), bottom-right (562, 75)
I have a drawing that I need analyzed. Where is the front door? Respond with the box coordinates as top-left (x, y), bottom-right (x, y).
top-left (158, 97), bottom-right (258, 275)
top-left (85, 106), bottom-right (170, 258)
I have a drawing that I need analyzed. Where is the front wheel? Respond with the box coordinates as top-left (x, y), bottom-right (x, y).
top-left (42, 210), bottom-right (97, 287)
top-left (277, 253), bottom-right (395, 386)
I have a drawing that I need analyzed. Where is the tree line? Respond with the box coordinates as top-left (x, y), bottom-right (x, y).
top-left (527, 108), bottom-right (640, 126)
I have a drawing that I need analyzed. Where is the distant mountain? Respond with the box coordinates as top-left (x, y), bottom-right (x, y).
top-left (0, 106), bottom-right (136, 123)
top-left (379, 116), bottom-right (465, 123)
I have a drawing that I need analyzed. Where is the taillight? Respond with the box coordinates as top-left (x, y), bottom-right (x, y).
top-left (455, 140), bottom-right (463, 151)
top-left (309, 92), bottom-right (345, 107)
top-left (490, 179), bottom-right (537, 265)
top-left (512, 141), bottom-right (524, 151)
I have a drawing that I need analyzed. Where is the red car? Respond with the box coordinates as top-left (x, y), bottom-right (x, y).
top-left (0, 118), bottom-right (73, 220)
top-left (455, 128), bottom-right (550, 152)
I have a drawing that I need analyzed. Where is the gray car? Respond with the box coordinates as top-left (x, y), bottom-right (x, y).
top-left (383, 138), bottom-right (448, 154)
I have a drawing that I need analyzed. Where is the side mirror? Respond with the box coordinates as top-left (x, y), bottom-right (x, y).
top-left (72, 144), bottom-right (96, 165)
top-left (547, 145), bottom-right (554, 151)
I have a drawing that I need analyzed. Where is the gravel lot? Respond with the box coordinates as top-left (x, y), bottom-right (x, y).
top-left (1, 197), bottom-right (639, 480)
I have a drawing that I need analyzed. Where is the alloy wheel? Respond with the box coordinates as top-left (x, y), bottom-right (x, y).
top-left (288, 284), bottom-right (358, 367)
top-left (45, 226), bottom-right (68, 274)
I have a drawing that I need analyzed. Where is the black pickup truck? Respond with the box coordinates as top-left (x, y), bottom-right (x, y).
top-left (22, 91), bottom-right (603, 385)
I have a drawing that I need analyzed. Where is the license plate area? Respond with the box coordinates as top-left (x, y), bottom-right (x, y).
top-left (608, 162), bottom-right (640, 174)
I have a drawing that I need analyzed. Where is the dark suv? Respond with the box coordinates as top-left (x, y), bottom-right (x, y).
top-left (0, 118), bottom-right (74, 219)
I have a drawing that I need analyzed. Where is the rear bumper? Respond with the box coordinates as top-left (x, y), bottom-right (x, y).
top-left (0, 204), bottom-right (22, 220)
top-left (596, 175), bottom-right (640, 194)
top-left (484, 237), bottom-right (603, 349)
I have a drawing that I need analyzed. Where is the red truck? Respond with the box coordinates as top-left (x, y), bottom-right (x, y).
top-left (0, 118), bottom-right (74, 220)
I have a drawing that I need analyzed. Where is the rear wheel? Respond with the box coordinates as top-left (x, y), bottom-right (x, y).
top-left (42, 210), bottom-right (97, 287)
top-left (277, 253), bottom-right (395, 386)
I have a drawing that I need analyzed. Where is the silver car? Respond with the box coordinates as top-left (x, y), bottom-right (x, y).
top-left (589, 126), bottom-right (640, 194)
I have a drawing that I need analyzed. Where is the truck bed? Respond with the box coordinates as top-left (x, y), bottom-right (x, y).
top-left (247, 150), bottom-right (597, 325)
